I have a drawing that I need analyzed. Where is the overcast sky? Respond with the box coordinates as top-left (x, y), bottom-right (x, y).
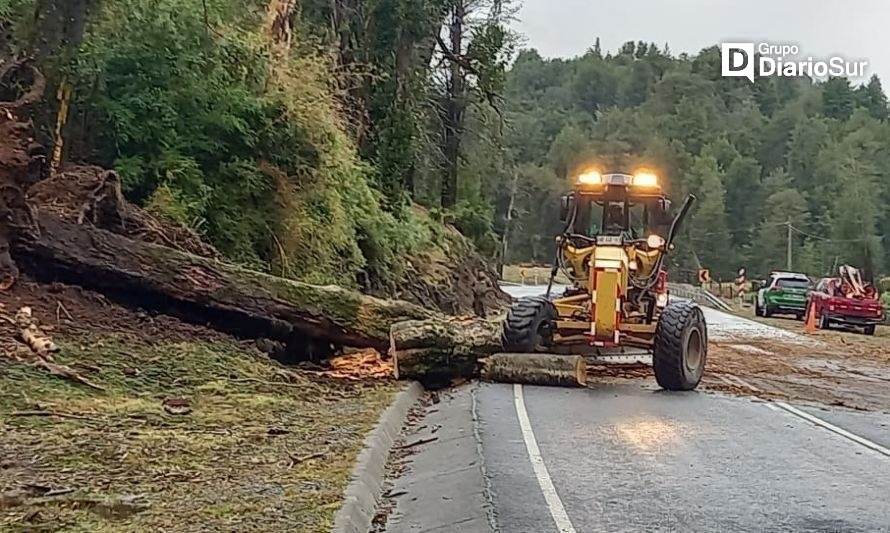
top-left (513, 0), bottom-right (889, 84)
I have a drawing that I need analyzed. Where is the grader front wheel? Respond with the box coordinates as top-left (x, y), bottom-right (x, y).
top-left (502, 297), bottom-right (558, 353)
top-left (653, 302), bottom-right (707, 391)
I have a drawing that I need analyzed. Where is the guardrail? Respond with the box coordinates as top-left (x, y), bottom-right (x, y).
top-left (668, 283), bottom-right (733, 312)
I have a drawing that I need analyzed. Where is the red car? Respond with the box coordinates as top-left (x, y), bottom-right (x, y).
top-left (807, 277), bottom-right (884, 335)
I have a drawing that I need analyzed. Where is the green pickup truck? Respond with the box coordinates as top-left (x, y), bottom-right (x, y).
top-left (754, 272), bottom-right (812, 319)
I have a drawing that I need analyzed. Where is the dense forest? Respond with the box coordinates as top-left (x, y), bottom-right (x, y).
top-left (2, 1), bottom-right (889, 288)
top-left (480, 42), bottom-right (890, 282)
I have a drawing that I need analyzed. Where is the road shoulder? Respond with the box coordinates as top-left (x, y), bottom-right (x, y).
top-left (372, 385), bottom-right (495, 533)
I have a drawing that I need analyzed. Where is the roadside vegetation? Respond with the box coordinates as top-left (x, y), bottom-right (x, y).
top-left (0, 282), bottom-right (399, 532)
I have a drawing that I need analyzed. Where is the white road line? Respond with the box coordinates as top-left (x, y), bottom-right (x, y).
top-left (773, 401), bottom-right (890, 458)
top-left (728, 374), bottom-right (890, 458)
top-left (513, 384), bottom-right (577, 533)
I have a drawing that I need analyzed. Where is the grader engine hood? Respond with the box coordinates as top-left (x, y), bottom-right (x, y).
top-left (589, 246), bottom-right (629, 345)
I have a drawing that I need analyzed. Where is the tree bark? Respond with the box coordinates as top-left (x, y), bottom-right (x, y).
top-left (481, 354), bottom-right (587, 387)
top-left (29, 0), bottom-right (95, 164)
top-left (497, 168), bottom-right (519, 275)
top-left (390, 316), bottom-right (502, 382)
top-left (10, 209), bottom-right (434, 351)
top-left (265, 0), bottom-right (299, 52)
top-left (440, 0), bottom-right (466, 209)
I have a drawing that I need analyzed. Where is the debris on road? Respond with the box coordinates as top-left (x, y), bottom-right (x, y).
top-left (704, 316), bottom-right (890, 412)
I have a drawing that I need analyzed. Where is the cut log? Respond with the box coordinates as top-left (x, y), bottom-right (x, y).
top-left (480, 354), bottom-right (587, 388)
top-left (390, 317), bottom-right (502, 382)
top-left (11, 211), bottom-right (433, 351)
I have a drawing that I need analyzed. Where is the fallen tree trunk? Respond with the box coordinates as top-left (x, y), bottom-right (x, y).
top-left (9, 209), bottom-right (587, 389)
top-left (390, 317), bottom-right (502, 382)
top-left (481, 354), bottom-right (587, 388)
top-left (11, 210), bottom-right (433, 351)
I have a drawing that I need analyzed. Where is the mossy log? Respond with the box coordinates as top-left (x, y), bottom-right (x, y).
top-left (481, 354), bottom-right (587, 388)
top-left (12, 211), bottom-right (433, 350)
top-left (390, 317), bottom-right (503, 382)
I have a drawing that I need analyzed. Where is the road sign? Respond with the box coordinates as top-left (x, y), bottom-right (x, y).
top-left (698, 268), bottom-right (711, 285)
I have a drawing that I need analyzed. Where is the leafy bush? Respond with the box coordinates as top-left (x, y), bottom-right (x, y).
top-left (70, 0), bottom-right (428, 285)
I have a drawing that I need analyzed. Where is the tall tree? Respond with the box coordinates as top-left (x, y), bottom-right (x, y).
top-left (830, 157), bottom-right (883, 277)
top-left (723, 156), bottom-right (763, 247)
top-left (822, 77), bottom-right (856, 120)
top-left (436, 0), bottom-right (514, 208)
top-left (753, 188), bottom-right (809, 275)
top-left (856, 75), bottom-right (889, 121)
top-left (686, 155), bottom-right (731, 277)
top-left (439, 0), bottom-right (468, 208)
top-left (30, 0), bottom-right (97, 167)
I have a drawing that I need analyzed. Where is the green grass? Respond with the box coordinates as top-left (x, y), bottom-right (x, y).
top-left (0, 333), bottom-right (399, 532)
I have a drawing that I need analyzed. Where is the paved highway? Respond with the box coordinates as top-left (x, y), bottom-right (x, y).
top-left (377, 287), bottom-right (890, 533)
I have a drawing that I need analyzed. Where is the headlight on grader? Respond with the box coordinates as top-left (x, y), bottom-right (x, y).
top-left (647, 234), bottom-right (666, 249)
top-left (578, 170), bottom-right (603, 185)
top-left (632, 172), bottom-right (659, 188)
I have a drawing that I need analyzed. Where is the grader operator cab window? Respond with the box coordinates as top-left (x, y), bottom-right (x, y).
top-left (603, 202), bottom-right (626, 235)
top-left (559, 195), bottom-right (574, 224)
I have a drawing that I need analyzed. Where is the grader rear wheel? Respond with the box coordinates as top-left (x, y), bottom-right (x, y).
top-left (653, 301), bottom-right (707, 391)
top-left (502, 297), bottom-right (557, 353)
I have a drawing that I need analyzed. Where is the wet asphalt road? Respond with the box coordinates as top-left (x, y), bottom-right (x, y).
top-left (378, 288), bottom-right (890, 533)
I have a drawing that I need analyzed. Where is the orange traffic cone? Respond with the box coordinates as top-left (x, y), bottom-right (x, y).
top-left (805, 302), bottom-right (816, 334)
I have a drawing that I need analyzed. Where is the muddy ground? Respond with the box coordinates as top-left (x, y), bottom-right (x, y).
top-left (583, 307), bottom-right (890, 414)
top-left (703, 311), bottom-right (890, 413)
top-left (0, 278), bottom-right (399, 532)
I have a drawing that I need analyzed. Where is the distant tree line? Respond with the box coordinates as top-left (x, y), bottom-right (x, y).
top-left (462, 41), bottom-right (890, 281)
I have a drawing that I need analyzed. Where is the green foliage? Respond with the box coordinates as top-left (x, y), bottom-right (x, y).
top-left (468, 21), bottom-right (515, 101)
top-left (822, 77), bottom-right (856, 120)
top-left (479, 39), bottom-right (890, 280)
top-left (686, 156), bottom-right (732, 277)
top-left (55, 0), bottom-right (431, 285)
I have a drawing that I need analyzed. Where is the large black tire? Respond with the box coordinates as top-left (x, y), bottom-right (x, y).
top-left (754, 302), bottom-right (763, 317)
top-left (819, 312), bottom-right (830, 330)
top-left (864, 325), bottom-right (876, 336)
top-left (502, 297), bottom-right (558, 353)
top-left (653, 302), bottom-right (707, 391)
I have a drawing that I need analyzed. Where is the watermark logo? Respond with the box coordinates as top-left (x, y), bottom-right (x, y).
top-left (721, 42), bottom-right (868, 82)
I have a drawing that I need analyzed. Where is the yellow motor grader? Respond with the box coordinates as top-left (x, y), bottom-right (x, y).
top-left (502, 169), bottom-right (707, 390)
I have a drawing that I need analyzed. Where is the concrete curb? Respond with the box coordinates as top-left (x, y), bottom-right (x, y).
top-left (331, 381), bottom-right (424, 533)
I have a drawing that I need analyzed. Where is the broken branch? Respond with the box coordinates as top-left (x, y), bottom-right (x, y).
top-left (396, 436), bottom-right (438, 450)
top-left (34, 360), bottom-right (105, 391)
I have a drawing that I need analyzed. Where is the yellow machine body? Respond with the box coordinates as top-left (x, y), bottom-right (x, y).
top-left (548, 177), bottom-right (671, 353)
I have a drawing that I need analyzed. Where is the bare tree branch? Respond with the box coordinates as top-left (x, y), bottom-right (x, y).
top-left (434, 33), bottom-right (479, 76)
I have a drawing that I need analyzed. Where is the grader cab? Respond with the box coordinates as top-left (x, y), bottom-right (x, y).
top-left (502, 169), bottom-right (708, 390)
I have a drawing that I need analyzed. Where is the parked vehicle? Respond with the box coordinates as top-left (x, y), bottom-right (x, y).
top-left (808, 277), bottom-right (884, 335)
top-left (754, 272), bottom-right (811, 319)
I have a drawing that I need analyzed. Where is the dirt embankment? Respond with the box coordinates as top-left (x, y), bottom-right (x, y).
top-left (382, 214), bottom-right (510, 317)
